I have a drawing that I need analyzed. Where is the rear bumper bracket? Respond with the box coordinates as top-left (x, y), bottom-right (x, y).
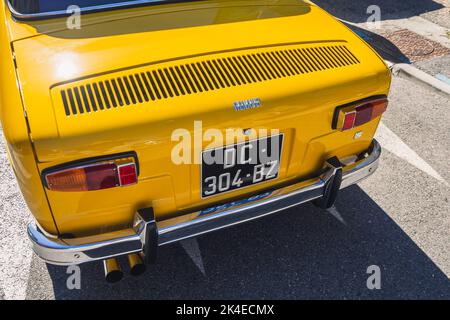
top-left (314, 156), bottom-right (343, 209)
top-left (136, 208), bottom-right (157, 264)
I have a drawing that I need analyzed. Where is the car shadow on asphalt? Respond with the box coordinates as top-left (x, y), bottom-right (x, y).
top-left (343, 23), bottom-right (410, 64)
top-left (42, 185), bottom-right (450, 299)
top-left (314, 0), bottom-right (444, 23)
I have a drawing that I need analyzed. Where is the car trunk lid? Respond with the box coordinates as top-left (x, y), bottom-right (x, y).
top-left (10, 1), bottom-right (390, 234)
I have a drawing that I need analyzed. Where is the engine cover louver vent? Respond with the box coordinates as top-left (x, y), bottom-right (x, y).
top-left (59, 44), bottom-right (360, 116)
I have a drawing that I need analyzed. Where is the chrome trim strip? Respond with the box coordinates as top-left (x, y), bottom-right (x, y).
top-left (158, 179), bottom-right (325, 246)
top-left (7, 0), bottom-right (188, 20)
top-left (158, 140), bottom-right (381, 246)
top-left (27, 224), bottom-right (144, 266)
top-left (340, 140), bottom-right (381, 189)
top-left (27, 140), bottom-right (381, 266)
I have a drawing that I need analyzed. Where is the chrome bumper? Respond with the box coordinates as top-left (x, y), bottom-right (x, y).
top-left (28, 140), bottom-right (381, 266)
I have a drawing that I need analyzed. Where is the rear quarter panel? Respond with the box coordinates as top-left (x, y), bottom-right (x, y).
top-left (0, 1), bottom-right (57, 234)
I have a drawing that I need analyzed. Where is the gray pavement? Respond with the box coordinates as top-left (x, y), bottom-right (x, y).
top-left (420, 0), bottom-right (450, 29)
top-left (316, 0), bottom-right (450, 63)
top-left (1, 75), bottom-right (448, 300)
top-left (315, 0), bottom-right (450, 26)
top-left (1, 0), bottom-right (450, 300)
top-left (415, 55), bottom-right (450, 78)
top-left (0, 127), bottom-right (33, 300)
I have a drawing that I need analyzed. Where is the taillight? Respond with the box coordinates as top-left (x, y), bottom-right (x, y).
top-left (334, 97), bottom-right (388, 131)
top-left (43, 154), bottom-right (138, 192)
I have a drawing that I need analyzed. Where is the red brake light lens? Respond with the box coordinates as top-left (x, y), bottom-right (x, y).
top-left (44, 156), bottom-right (137, 192)
top-left (354, 104), bottom-right (373, 127)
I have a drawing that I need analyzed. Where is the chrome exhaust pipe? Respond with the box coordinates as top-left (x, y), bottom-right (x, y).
top-left (127, 253), bottom-right (146, 277)
top-left (103, 258), bottom-right (123, 283)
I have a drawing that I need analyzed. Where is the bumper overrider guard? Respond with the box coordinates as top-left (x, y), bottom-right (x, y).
top-left (28, 140), bottom-right (381, 266)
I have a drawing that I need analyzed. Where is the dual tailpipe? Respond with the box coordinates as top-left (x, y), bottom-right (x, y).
top-left (103, 253), bottom-right (147, 283)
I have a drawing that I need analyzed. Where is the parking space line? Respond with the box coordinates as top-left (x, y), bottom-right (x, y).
top-left (180, 238), bottom-right (206, 276)
top-left (375, 122), bottom-right (448, 186)
top-left (327, 206), bottom-right (347, 226)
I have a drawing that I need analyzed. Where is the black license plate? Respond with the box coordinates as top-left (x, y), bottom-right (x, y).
top-left (201, 135), bottom-right (283, 198)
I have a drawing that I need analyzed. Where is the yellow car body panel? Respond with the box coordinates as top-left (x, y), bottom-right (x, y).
top-left (0, 0), bottom-right (391, 237)
top-left (0, 4), bottom-right (58, 234)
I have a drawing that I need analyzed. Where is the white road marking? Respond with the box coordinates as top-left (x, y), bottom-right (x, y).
top-left (376, 122), bottom-right (448, 186)
top-left (180, 238), bottom-right (206, 276)
top-left (327, 206), bottom-right (347, 225)
top-left (436, 74), bottom-right (450, 85)
top-left (0, 130), bottom-right (34, 300)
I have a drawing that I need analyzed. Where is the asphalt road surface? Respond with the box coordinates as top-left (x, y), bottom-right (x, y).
top-left (1, 71), bottom-right (449, 299)
top-left (1, 1), bottom-right (450, 298)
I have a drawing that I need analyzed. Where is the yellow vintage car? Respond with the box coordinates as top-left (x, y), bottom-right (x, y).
top-left (0, 0), bottom-right (390, 282)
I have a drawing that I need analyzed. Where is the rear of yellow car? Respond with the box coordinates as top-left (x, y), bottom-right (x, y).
top-left (0, 0), bottom-right (390, 280)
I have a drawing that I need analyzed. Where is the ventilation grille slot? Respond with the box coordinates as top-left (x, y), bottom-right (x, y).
top-left (60, 44), bottom-right (360, 116)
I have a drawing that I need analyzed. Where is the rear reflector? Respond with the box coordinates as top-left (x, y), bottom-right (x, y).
top-left (342, 111), bottom-right (357, 131)
top-left (118, 163), bottom-right (138, 186)
top-left (336, 97), bottom-right (388, 131)
top-left (44, 156), bottom-right (137, 192)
